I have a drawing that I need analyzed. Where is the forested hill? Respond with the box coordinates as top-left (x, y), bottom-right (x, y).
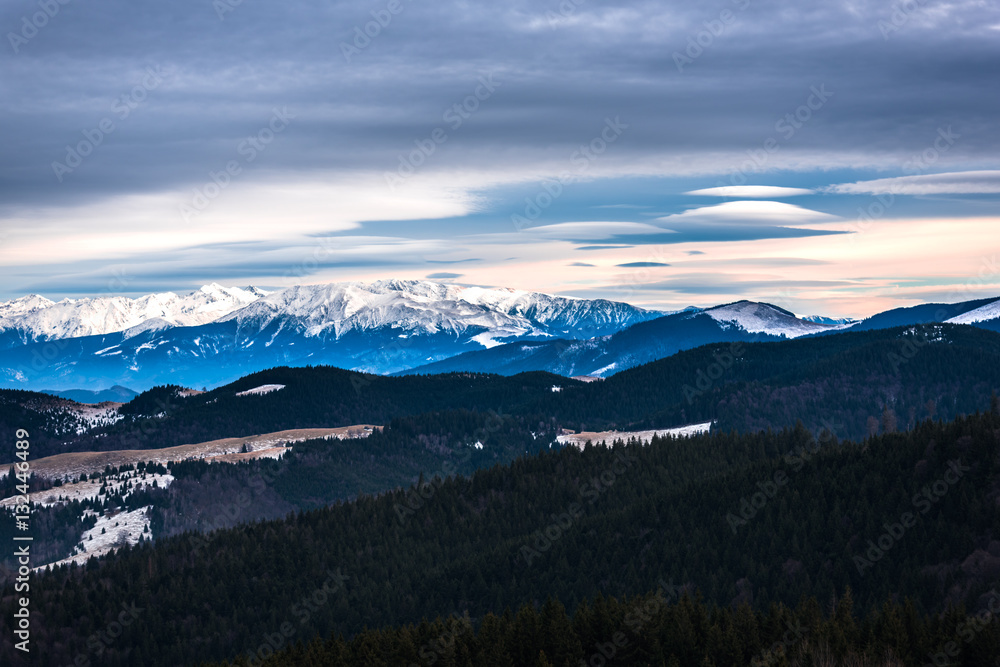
top-left (551, 321), bottom-right (1000, 439)
top-left (5, 323), bottom-right (1000, 458)
top-left (3, 408), bottom-right (1000, 666)
top-left (0, 370), bottom-right (573, 458)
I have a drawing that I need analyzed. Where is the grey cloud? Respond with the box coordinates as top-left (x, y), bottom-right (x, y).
top-left (426, 258), bottom-right (483, 264)
top-left (675, 257), bottom-right (831, 267)
top-left (566, 277), bottom-right (855, 299)
top-left (2, 0), bottom-right (999, 211)
top-left (628, 279), bottom-right (855, 294)
top-left (7, 235), bottom-right (443, 298)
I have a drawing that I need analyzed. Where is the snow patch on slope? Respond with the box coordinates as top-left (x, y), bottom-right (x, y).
top-left (556, 422), bottom-right (713, 447)
top-left (946, 298), bottom-right (1000, 324)
top-left (236, 384), bottom-right (285, 396)
top-left (36, 506), bottom-right (152, 571)
top-left (0, 472), bottom-right (174, 508)
top-left (471, 332), bottom-right (506, 348)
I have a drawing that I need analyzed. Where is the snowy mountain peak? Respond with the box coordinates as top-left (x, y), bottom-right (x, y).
top-left (198, 283), bottom-right (269, 300)
top-left (0, 294), bottom-right (56, 319)
top-left (703, 300), bottom-right (831, 338)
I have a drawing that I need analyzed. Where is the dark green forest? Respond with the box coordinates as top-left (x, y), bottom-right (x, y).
top-left (210, 589), bottom-right (1000, 667)
top-left (3, 406), bottom-right (1000, 665)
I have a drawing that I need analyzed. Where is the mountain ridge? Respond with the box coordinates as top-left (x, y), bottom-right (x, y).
top-left (2, 280), bottom-right (1000, 391)
top-left (0, 283), bottom-right (266, 349)
top-left (0, 280), bottom-right (660, 391)
top-left (404, 300), bottom-right (832, 377)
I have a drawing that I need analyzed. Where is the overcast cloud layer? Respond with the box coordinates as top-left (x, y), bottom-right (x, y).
top-left (2, 0), bottom-right (999, 316)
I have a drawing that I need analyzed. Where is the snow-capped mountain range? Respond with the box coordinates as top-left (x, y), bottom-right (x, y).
top-left (0, 280), bottom-right (998, 392)
top-left (0, 280), bottom-right (661, 390)
top-left (0, 284), bottom-right (267, 349)
top-left (220, 280), bottom-right (663, 345)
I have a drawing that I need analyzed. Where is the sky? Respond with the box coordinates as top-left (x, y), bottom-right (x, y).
top-left (2, 0), bottom-right (999, 318)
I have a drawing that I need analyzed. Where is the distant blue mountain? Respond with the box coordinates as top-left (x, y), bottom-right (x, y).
top-left (801, 315), bottom-right (856, 326)
top-left (406, 296), bottom-right (1000, 377)
top-left (404, 301), bottom-right (833, 377)
top-left (839, 297), bottom-right (998, 332)
top-left (41, 385), bottom-right (139, 404)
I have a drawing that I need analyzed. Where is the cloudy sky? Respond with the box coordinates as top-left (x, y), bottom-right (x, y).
top-left (2, 0), bottom-right (999, 317)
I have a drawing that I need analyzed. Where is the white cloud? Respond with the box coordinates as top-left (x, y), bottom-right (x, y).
top-left (827, 170), bottom-right (1000, 195)
top-left (0, 175), bottom-right (477, 270)
top-left (685, 186), bottom-right (815, 198)
top-left (655, 200), bottom-right (839, 225)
